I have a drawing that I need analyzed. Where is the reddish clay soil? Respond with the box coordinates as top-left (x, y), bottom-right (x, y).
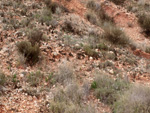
top-left (53, 0), bottom-right (86, 17)
top-left (103, 2), bottom-right (150, 46)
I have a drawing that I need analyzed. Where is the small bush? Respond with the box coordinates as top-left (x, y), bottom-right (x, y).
top-left (86, 1), bottom-right (100, 11)
top-left (96, 8), bottom-right (113, 23)
top-left (113, 85), bottom-right (150, 113)
top-left (91, 72), bottom-right (129, 105)
top-left (86, 12), bottom-right (98, 25)
top-left (145, 46), bottom-right (150, 53)
top-left (54, 61), bottom-right (74, 85)
top-left (50, 2), bottom-right (59, 13)
top-left (16, 41), bottom-right (40, 65)
top-left (27, 71), bottom-right (44, 87)
top-left (28, 28), bottom-right (43, 45)
top-left (108, 0), bottom-right (126, 5)
top-left (102, 22), bottom-right (129, 45)
top-left (50, 83), bottom-right (97, 113)
top-left (86, 1), bottom-right (112, 23)
top-left (62, 21), bottom-right (74, 33)
top-left (138, 13), bottom-right (150, 35)
top-left (96, 43), bottom-right (109, 50)
top-left (0, 73), bottom-right (6, 86)
top-left (83, 45), bottom-right (99, 59)
top-left (35, 8), bottom-right (52, 25)
top-left (43, 0), bottom-right (52, 8)
top-left (88, 31), bottom-right (101, 48)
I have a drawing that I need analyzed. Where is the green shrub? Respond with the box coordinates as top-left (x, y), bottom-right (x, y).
top-left (16, 41), bottom-right (40, 65)
top-left (28, 28), bottom-right (43, 45)
top-left (113, 85), bottom-right (150, 113)
top-left (138, 13), bottom-right (150, 35)
top-left (102, 22), bottom-right (129, 45)
top-left (108, 0), bottom-right (126, 5)
top-left (91, 72), bottom-right (129, 105)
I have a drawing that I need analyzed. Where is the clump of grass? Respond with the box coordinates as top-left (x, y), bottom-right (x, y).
top-left (83, 45), bottom-right (99, 59)
top-left (86, 1), bottom-right (100, 11)
top-left (27, 71), bottom-right (44, 87)
top-left (62, 21), bottom-right (74, 33)
top-left (27, 28), bottom-right (43, 45)
top-left (50, 2), bottom-right (60, 13)
top-left (86, 1), bottom-right (112, 23)
top-left (35, 8), bottom-right (52, 25)
top-left (44, 0), bottom-right (68, 14)
top-left (145, 46), bottom-right (150, 53)
top-left (49, 83), bottom-right (97, 113)
top-left (88, 31), bottom-right (101, 48)
top-left (96, 43), bottom-right (109, 50)
top-left (91, 72), bottom-right (129, 105)
top-left (138, 13), bottom-right (150, 35)
top-left (97, 8), bottom-right (113, 23)
top-left (43, 0), bottom-right (52, 8)
top-left (86, 12), bottom-right (98, 25)
top-left (102, 22), bottom-right (129, 46)
top-left (113, 85), bottom-right (150, 113)
top-left (16, 41), bottom-right (40, 65)
top-left (54, 61), bottom-right (74, 85)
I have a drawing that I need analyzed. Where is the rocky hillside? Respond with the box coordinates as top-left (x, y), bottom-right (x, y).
top-left (0, 0), bottom-right (150, 112)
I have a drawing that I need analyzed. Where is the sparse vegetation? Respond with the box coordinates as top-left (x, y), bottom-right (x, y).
top-left (43, 0), bottom-right (52, 8)
top-left (108, 0), bottom-right (126, 5)
top-left (49, 83), bottom-right (97, 113)
top-left (91, 72), bottom-right (129, 105)
top-left (27, 71), bottom-right (44, 87)
top-left (86, 12), bottom-right (98, 25)
top-left (54, 61), bottom-right (74, 85)
top-left (138, 13), bottom-right (150, 35)
top-left (62, 21), bottom-right (74, 33)
top-left (113, 85), bottom-right (150, 113)
top-left (27, 28), bottom-right (43, 45)
top-left (0, 72), bottom-right (6, 86)
top-left (102, 22), bottom-right (129, 45)
top-left (86, 1), bottom-right (100, 11)
top-left (35, 8), bottom-right (52, 25)
top-left (1, 0), bottom-right (150, 112)
top-left (16, 41), bottom-right (40, 65)
top-left (96, 43), bottom-right (109, 50)
top-left (86, 1), bottom-right (112, 24)
top-left (83, 45), bottom-right (99, 59)
top-left (50, 2), bottom-right (60, 14)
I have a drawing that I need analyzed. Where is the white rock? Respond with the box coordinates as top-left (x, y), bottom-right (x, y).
top-left (20, 73), bottom-right (24, 78)
top-left (89, 57), bottom-right (93, 60)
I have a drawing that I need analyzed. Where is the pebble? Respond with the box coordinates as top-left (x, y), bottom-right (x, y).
top-left (20, 73), bottom-right (24, 78)
top-left (89, 57), bottom-right (93, 60)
